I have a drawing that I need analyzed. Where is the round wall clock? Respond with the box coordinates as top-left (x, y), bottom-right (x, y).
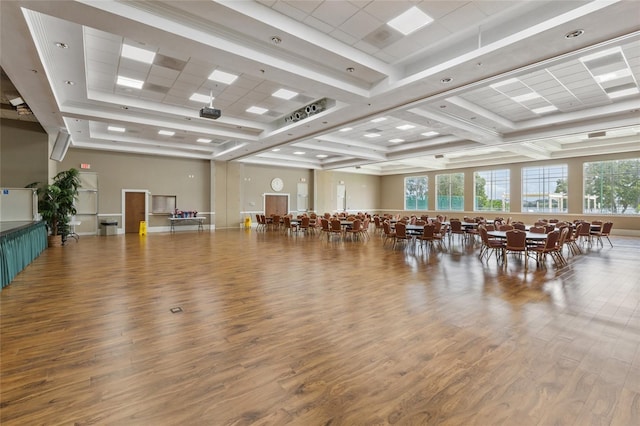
top-left (270, 177), bottom-right (284, 192)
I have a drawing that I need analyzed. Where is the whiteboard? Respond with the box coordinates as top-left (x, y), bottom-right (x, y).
top-left (0, 188), bottom-right (37, 221)
top-left (77, 190), bottom-right (98, 214)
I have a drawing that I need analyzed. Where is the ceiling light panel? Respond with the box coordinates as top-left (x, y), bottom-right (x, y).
top-left (121, 44), bottom-right (156, 64)
top-left (116, 76), bottom-right (144, 89)
top-left (272, 89), bottom-right (298, 99)
top-left (158, 130), bottom-right (175, 136)
top-left (209, 70), bottom-right (238, 84)
top-left (189, 93), bottom-right (212, 103)
top-left (387, 6), bottom-right (433, 36)
top-left (246, 106), bottom-right (268, 114)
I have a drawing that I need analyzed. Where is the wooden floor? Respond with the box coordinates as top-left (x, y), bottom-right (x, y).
top-left (1, 228), bottom-right (639, 425)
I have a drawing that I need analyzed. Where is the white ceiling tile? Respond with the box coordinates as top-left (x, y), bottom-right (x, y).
top-left (271, 1), bottom-right (309, 21)
top-left (147, 74), bottom-right (176, 88)
top-left (339, 10), bottom-right (383, 39)
top-left (283, 0), bottom-right (322, 14)
top-left (303, 15), bottom-right (334, 33)
top-left (329, 28), bottom-right (359, 45)
top-left (381, 38), bottom-right (422, 59)
top-left (363, 1), bottom-right (413, 22)
top-left (419, 1), bottom-right (469, 20)
top-left (437, 3), bottom-right (490, 32)
top-left (373, 50), bottom-right (396, 63)
top-left (149, 65), bottom-right (179, 80)
top-left (313, 1), bottom-right (360, 28)
top-left (352, 40), bottom-right (380, 55)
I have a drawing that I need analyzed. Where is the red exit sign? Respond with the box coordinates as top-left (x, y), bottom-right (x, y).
top-left (80, 163), bottom-right (91, 169)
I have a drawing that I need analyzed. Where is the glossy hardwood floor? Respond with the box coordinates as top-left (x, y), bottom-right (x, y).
top-left (1, 228), bottom-right (639, 425)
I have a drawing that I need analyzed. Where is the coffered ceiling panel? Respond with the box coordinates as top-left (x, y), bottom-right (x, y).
top-left (1, 0), bottom-right (639, 175)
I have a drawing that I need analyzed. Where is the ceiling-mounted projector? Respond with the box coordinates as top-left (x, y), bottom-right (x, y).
top-left (200, 106), bottom-right (221, 119)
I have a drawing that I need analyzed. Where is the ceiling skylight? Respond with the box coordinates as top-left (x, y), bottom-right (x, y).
top-left (108, 126), bottom-right (126, 132)
top-left (246, 106), bottom-right (268, 114)
top-left (158, 130), bottom-right (175, 136)
top-left (190, 93), bottom-right (212, 103)
top-left (116, 76), bottom-right (144, 89)
top-left (209, 70), bottom-right (238, 84)
top-left (387, 6), bottom-right (433, 36)
top-left (272, 89), bottom-right (298, 100)
top-left (121, 44), bottom-right (155, 64)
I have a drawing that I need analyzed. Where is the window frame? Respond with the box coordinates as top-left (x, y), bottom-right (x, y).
top-left (583, 158), bottom-right (640, 215)
top-left (436, 172), bottom-right (464, 211)
top-left (521, 164), bottom-right (568, 214)
top-left (404, 176), bottom-right (428, 210)
top-left (474, 169), bottom-right (510, 212)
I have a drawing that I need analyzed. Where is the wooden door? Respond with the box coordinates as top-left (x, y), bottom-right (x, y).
top-left (125, 192), bottom-right (146, 233)
top-left (264, 194), bottom-right (288, 217)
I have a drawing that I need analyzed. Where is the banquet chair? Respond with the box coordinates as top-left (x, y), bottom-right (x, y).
top-left (269, 215), bottom-right (280, 231)
top-left (576, 221), bottom-right (592, 246)
top-left (373, 216), bottom-right (384, 235)
top-left (417, 224), bottom-right (435, 252)
top-left (346, 219), bottom-right (362, 241)
top-left (478, 225), bottom-right (505, 263)
top-left (393, 222), bottom-right (411, 249)
top-left (283, 216), bottom-right (297, 236)
top-left (382, 221), bottom-right (396, 247)
top-left (529, 231), bottom-right (560, 268)
top-left (503, 229), bottom-right (533, 270)
top-left (564, 224), bottom-right (582, 256)
top-left (449, 220), bottom-right (466, 245)
top-left (360, 218), bottom-right (370, 240)
top-left (554, 227), bottom-right (570, 266)
top-left (298, 216), bottom-right (311, 235)
top-left (329, 218), bottom-right (343, 241)
top-left (591, 221), bottom-right (613, 247)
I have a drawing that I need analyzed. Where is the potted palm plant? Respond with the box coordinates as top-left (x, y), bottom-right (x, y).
top-left (29, 168), bottom-right (81, 246)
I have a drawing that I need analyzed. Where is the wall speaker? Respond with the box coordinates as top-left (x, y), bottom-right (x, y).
top-left (50, 130), bottom-right (71, 162)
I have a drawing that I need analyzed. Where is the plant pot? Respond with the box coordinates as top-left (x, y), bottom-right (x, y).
top-left (48, 235), bottom-right (63, 247)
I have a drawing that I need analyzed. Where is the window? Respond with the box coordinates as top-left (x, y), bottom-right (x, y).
top-left (474, 169), bottom-right (510, 212)
top-left (405, 176), bottom-right (428, 210)
top-left (521, 165), bottom-right (568, 213)
top-left (436, 173), bottom-right (464, 210)
top-left (583, 159), bottom-right (640, 215)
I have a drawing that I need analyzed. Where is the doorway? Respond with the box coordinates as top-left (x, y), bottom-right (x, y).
top-left (124, 191), bottom-right (147, 233)
top-left (264, 194), bottom-right (289, 217)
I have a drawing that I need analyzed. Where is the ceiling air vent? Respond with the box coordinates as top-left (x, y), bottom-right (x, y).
top-left (588, 131), bottom-right (607, 138)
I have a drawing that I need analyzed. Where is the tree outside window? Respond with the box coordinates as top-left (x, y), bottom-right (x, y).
top-left (405, 176), bottom-right (428, 210)
top-left (474, 169), bottom-right (510, 212)
top-left (584, 159), bottom-right (640, 214)
top-left (436, 173), bottom-right (464, 211)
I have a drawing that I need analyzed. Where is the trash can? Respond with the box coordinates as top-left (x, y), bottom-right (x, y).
top-left (100, 221), bottom-right (118, 236)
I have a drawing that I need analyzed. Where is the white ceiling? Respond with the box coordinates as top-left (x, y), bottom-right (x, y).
top-left (1, 0), bottom-right (639, 174)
